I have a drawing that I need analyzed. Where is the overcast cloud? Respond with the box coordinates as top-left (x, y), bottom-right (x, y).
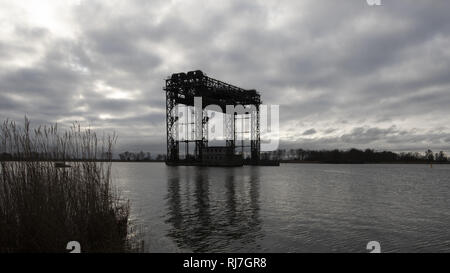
top-left (1, 0), bottom-right (450, 153)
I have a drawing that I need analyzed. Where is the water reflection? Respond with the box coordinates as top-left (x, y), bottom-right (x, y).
top-left (115, 163), bottom-right (450, 252)
top-left (165, 167), bottom-right (262, 252)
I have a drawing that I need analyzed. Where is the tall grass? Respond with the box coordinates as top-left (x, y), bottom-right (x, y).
top-left (0, 118), bottom-right (137, 253)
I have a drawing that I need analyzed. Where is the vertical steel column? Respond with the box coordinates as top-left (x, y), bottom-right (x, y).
top-left (225, 108), bottom-right (235, 152)
top-left (166, 80), bottom-right (179, 162)
top-left (185, 105), bottom-right (189, 159)
top-left (202, 108), bottom-right (209, 154)
top-left (251, 105), bottom-right (260, 162)
top-left (195, 103), bottom-right (203, 161)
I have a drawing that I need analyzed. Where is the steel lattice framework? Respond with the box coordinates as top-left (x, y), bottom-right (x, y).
top-left (165, 70), bottom-right (261, 165)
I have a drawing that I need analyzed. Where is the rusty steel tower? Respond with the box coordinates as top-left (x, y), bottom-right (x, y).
top-left (165, 70), bottom-right (261, 166)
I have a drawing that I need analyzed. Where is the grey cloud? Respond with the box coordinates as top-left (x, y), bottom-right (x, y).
top-left (2, 0), bottom-right (450, 153)
top-left (303, 129), bottom-right (317, 136)
top-left (324, 128), bottom-right (337, 134)
top-left (287, 126), bottom-right (450, 152)
top-left (340, 126), bottom-right (401, 145)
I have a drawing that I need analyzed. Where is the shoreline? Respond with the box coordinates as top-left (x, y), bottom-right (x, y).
top-left (2, 159), bottom-right (449, 165)
top-left (279, 160), bottom-right (450, 164)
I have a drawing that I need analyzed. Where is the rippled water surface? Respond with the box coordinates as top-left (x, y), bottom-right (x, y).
top-left (113, 163), bottom-right (450, 252)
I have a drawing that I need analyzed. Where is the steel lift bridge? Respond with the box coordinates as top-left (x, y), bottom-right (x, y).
top-left (165, 70), bottom-right (261, 166)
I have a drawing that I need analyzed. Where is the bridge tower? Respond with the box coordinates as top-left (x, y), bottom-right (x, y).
top-left (164, 70), bottom-right (261, 166)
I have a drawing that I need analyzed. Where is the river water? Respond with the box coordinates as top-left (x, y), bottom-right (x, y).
top-left (112, 163), bottom-right (450, 253)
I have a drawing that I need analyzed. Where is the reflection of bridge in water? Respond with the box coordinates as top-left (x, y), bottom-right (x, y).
top-left (165, 167), bottom-right (262, 252)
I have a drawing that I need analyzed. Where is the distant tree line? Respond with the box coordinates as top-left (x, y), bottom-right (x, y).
top-left (117, 151), bottom-right (166, 161)
top-left (262, 148), bottom-right (449, 164)
top-left (2, 148), bottom-right (448, 164)
top-left (0, 150), bottom-right (167, 162)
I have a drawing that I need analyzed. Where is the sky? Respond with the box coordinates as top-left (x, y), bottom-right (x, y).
top-left (1, 0), bottom-right (450, 154)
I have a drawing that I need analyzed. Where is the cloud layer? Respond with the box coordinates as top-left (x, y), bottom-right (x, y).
top-left (1, 0), bottom-right (450, 153)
